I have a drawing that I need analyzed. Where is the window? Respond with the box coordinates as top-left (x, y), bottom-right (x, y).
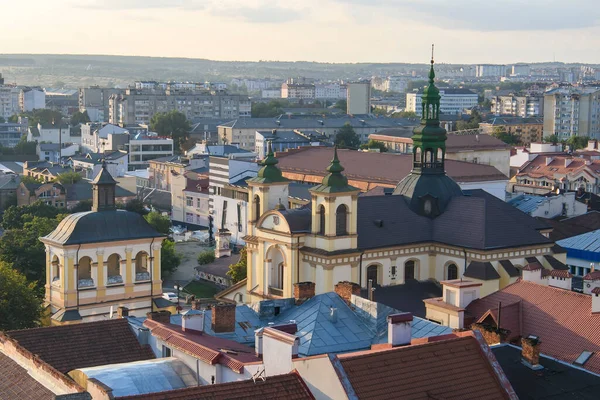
top-left (447, 264), bottom-right (458, 280)
top-left (254, 195), bottom-right (260, 221)
top-left (221, 201), bottom-right (228, 229)
top-left (405, 260), bottom-right (415, 280)
top-left (318, 205), bottom-right (325, 235)
top-left (107, 254), bottom-right (123, 284)
top-left (162, 346), bottom-right (172, 357)
top-left (391, 266), bottom-right (397, 277)
top-left (237, 203), bottom-right (242, 232)
top-left (335, 204), bottom-right (348, 236)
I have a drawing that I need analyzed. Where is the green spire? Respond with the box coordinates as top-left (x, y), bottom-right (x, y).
top-left (310, 146), bottom-right (358, 193)
top-left (247, 141), bottom-right (289, 184)
top-left (410, 45), bottom-right (448, 175)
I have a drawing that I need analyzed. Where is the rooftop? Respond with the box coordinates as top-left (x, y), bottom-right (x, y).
top-left (492, 344), bottom-right (600, 400)
top-left (557, 228), bottom-right (600, 261)
top-left (334, 332), bottom-right (513, 400)
top-left (0, 352), bottom-right (55, 400)
top-left (116, 372), bottom-right (314, 400)
top-left (539, 211), bottom-right (600, 241)
top-left (276, 147), bottom-right (507, 185)
top-left (2, 318), bottom-right (155, 374)
top-left (466, 280), bottom-right (600, 375)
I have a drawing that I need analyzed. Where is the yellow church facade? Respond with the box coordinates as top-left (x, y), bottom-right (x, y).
top-left (41, 163), bottom-right (167, 325)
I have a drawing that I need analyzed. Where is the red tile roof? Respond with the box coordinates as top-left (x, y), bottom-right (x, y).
top-left (335, 333), bottom-right (514, 400)
top-left (476, 301), bottom-right (522, 340)
top-left (549, 269), bottom-right (572, 278)
top-left (4, 318), bottom-right (155, 374)
top-left (584, 271), bottom-right (600, 281)
top-left (116, 372), bottom-right (315, 400)
top-left (144, 319), bottom-right (260, 373)
top-left (0, 352), bottom-right (55, 400)
top-left (517, 155), bottom-right (600, 181)
top-left (592, 287), bottom-right (600, 295)
top-left (276, 147), bottom-right (507, 187)
top-left (466, 280), bottom-right (600, 374)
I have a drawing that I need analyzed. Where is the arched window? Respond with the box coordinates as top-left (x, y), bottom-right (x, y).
top-left (437, 148), bottom-right (443, 162)
top-left (135, 251), bottom-right (150, 281)
top-left (78, 256), bottom-right (93, 288)
top-left (447, 264), bottom-right (458, 280)
top-left (405, 260), bottom-right (415, 281)
top-left (367, 265), bottom-right (379, 286)
top-left (52, 255), bottom-right (60, 283)
top-left (254, 195), bottom-right (260, 221)
top-left (318, 205), bottom-right (325, 235)
top-left (336, 204), bottom-right (348, 236)
top-left (107, 254), bottom-right (123, 284)
top-left (415, 147), bottom-right (422, 164)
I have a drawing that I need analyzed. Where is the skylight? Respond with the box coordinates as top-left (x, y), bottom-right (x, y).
top-left (574, 351), bottom-right (593, 366)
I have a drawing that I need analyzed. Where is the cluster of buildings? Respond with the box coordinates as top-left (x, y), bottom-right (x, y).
top-left (4, 58), bottom-right (600, 400)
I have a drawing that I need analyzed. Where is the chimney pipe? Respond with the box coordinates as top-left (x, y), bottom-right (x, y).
top-left (182, 309), bottom-right (204, 333)
top-left (211, 303), bottom-right (236, 333)
top-left (117, 306), bottom-right (129, 318)
top-left (521, 336), bottom-right (542, 370)
top-left (146, 311), bottom-right (171, 324)
top-left (293, 282), bottom-right (315, 305)
top-left (334, 281), bottom-right (361, 305)
top-left (387, 313), bottom-right (413, 346)
top-left (329, 307), bottom-right (338, 323)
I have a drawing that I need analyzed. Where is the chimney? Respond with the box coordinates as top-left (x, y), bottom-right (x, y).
top-left (182, 309), bottom-right (204, 333)
top-left (564, 158), bottom-right (572, 168)
top-left (255, 328), bottom-right (264, 357)
top-left (388, 312), bottom-right (413, 346)
top-left (293, 282), bottom-right (315, 305)
top-left (191, 300), bottom-right (202, 310)
top-left (117, 306), bottom-right (129, 318)
top-left (211, 303), bottom-right (236, 333)
top-left (521, 336), bottom-right (542, 370)
top-left (593, 288), bottom-right (600, 314)
top-left (146, 310), bottom-right (171, 324)
top-left (262, 327), bottom-right (300, 376)
top-left (334, 281), bottom-right (361, 305)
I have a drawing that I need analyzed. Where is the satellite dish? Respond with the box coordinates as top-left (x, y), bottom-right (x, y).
top-left (109, 306), bottom-right (114, 319)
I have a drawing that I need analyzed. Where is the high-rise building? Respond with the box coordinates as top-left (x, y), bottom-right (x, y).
top-left (19, 87), bottom-right (45, 112)
top-left (543, 87), bottom-right (600, 139)
top-left (79, 87), bottom-right (124, 123)
top-left (491, 95), bottom-right (544, 117)
top-left (510, 64), bottom-right (531, 76)
top-left (476, 64), bottom-right (507, 78)
top-left (406, 88), bottom-right (478, 116)
top-left (0, 85), bottom-right (19, 119)
top-left (347, 81), bottom-right (371, 115)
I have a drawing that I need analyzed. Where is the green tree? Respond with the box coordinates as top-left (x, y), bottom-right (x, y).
top-left (161, 239), bottom-right (181, 277)
top-left (0, 215), bottom-right (63, 282)
top-left (2, 201), bottom-right (63, 230)
top-left (71, 199), bottom-right (92, 213)
top-left (150, 110), bottom-right (191, 152)
top-left (8, 114), bottom-right (18, 123)
top-left (70, 110), bottom-right (90, 126)
top-left (125, 198), bottom-right (148, 215)
top-left (13, 135), bottom-right (37, 155)
top-left (227, 247), bottom-right (247, 283)
top-left (0, 116), bottom-right (4, 123)
top-left (144, 211), bottom-right (171, 235)
top-left (455, 110), bottom-right (482, 131)
top-left (20, 175), bottom-right (45, 185)
top-left (566, 136), bottom-right (590, 150)
top-left (251, 100), bottom-right (289, 118)
top-left (0, 262), bottom-right (43, 331)
top-left (197, 250), bottom-right (216, 265)
top-left (335, 123), bottom-right (361, 149)
top-left (407, 80), bottom-right (429, 91)
top-left (333, 99), bottom-right (347, 111)
top-left (371, 107), bottom-right (388, 116)
top-left (491, 126), bottom-right (519, 145)
top-left (56, 170), bottom-right (82, 184)
top-left (360, 139), bottom-right (388, 152)
top-left (543, 135), bottom-right (560, 146)
top-left (22, 109), bottom-right (63, 127)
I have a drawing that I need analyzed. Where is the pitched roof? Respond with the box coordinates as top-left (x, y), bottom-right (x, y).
top-left (0, 352), bottom-right (55, 400)
top-left (499, 260), bottom-right (520, 277)
top-left (116, 372), bottom-right (315, 400)
top-left (541, 212), bottom-right (600, 241)
top-left (557, 229), bottom-right (600, 261)
top-left (517, 155), bottom-right (600, 181)
top-left (356, 189), bottom-right (551, 250)
top-left (464, 261), bottom-right (501, 280)
top-left (466, 280), bottom-right (600, 374)
top-left (276, 146), bottom-right (508, 184)
top-left (4, 318), bottom-right (155, 374)
top-left (492, 344), bottom-right (600, 400)
top-left (335, 333), bottom-right (513, 400)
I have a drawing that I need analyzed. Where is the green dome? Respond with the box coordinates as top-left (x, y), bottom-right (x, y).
top-left (247, 141), bottom-right (289, 184)
top-left (310, 147), bottom-right (359, 194)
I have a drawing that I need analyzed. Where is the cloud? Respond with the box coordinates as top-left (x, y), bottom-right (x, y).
top-left (335, 0), bottom-right (600, 31)
top-left (209, 5), bottom-right (305, 24)
top-left (78, 0), bottom-right (205, 10)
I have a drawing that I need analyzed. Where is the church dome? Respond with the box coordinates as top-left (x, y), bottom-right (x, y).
top-left (393, 173), bottom-right (463, 217)
top-left (42, 209), bottom-right (164, 246)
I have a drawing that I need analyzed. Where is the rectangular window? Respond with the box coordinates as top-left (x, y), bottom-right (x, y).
top-left (391, 266), bottom-right (397, 277)
top-left (221, 201), bottom-right (228, 229)
top-left (237, 203), bottom-right (242, 232)
top-left (162, 346), bottom-right (171, 357)
top-left (186, 196), bottom-right (193, 206)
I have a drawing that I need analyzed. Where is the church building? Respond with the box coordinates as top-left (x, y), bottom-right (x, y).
top-left (41, 163), bottom-right (166, 325)
top-left (236, 55), bottom-right (567, 304)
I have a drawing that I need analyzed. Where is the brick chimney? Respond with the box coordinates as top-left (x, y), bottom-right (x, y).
top-left (146, 310), bottom-right (171, 324)
top-left (388, 312), bottom-right (413, 346)
top-left (182, 309), bottom-right (204, 333)
top-left (191, 300), bottom-right (202, 310)
top-left (211, 303), bottom-right (236, 333)
top-left (293, 282), bottom-right (315, 305)
top-left (335, 281), bottom-right (361, 304)
top-left (117, 306), bottom-right (129, 318)
top-left (521, 336), bottom-right (542, 370)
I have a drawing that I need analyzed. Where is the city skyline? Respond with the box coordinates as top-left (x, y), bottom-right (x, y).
top-left (2, 0), bottom-right (599, 64)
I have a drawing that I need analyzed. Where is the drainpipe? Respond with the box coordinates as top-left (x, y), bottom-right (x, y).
top-left (296, 236), bottom-right (300, 283)
top-left (463, 248), bottom-right (467, 281)
top-left (358, 251), bottom-right (365, 287)
top-left (75, 244), bottom-right (81, 309)
top-left (149, 237), bottom-right (156, 309)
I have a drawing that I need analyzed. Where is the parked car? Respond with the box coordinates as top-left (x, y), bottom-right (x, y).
top-left (162, 292), bottom-right (178, 302)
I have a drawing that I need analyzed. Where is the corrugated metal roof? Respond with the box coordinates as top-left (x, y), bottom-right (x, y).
top-left (557, 229), bottom-right (600, 261)
top-left (507, 194), bottom-right (547, 214)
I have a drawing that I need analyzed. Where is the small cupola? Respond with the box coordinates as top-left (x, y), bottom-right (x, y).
top-left (92, 160), bottom-right (117, 212)
top-left (247, 141), bottom-right (289, 184)
top-left (309, 147), bottom-right (359, 194)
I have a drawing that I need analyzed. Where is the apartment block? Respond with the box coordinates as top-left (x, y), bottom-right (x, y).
top-left (0, 85), bottom-right (20, 119)
top-left (543, 87), bottom-right (600, 139)
top-left (347, 81), bottom-right (371, 115)
top-left (78, 87), bottom-right (123, 122)
top-left (19, 87), bottom-right (45, 112)
top-left (476, 64), bottom-right (507, 78)
top-left (406, 88), bottom-right (477, 116)
top-left (491, 95), bottom-right (544, 117)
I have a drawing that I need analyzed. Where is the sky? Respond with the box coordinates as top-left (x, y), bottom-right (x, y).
top-left (2, 0), bottom-right (599, 64)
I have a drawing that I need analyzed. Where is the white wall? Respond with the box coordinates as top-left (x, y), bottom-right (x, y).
top-left (458, 180), bottom-right (507, 200)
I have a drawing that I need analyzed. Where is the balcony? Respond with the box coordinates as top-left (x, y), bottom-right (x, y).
top-left (135, 271), bottom-right (151, 282)
top-left (107, 275), bottom-right (123, 285)
top-left (78, 278), bottom-right (94, 288)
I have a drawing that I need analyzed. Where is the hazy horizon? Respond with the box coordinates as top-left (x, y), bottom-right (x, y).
top-left (2, 0), bottom-right (599, 65)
